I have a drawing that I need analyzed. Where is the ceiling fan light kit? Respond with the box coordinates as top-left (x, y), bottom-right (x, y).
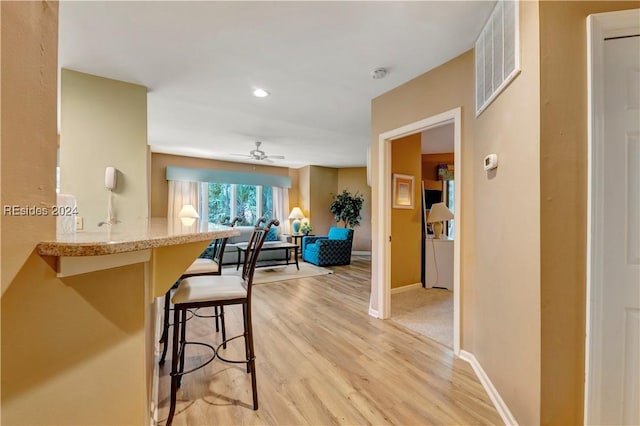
top-left (231, 141), bottom-right (285, 163)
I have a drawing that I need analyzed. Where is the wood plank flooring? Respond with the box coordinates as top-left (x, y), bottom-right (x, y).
top-left (156, 257), bottom-right (502, 425)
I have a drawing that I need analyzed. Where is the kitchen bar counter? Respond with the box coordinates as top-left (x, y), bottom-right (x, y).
top-left (30, 218), bottom-right (240, 425)
top-left (37, 218), bottom-right (238, 256)
top-left (37, 219), bottom-right (239, 279)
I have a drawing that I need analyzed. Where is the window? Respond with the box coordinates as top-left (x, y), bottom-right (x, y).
top-left (208, 183), bottom-right (232, 224)
top-left (445, 180), bottom-right (455, 239)
top-left (207, 183), bottom-right (272, 225)
top-left (261, 186), bottom-right (273, 219)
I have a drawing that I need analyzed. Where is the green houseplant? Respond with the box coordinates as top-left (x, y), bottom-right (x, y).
top-left (300, 222), bottom-right (313, 235)
top-left (329, 189), bottom-right (364, 228)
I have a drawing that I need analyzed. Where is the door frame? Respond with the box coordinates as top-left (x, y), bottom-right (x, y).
top-left (375, 107), bottom-right (461, 355)
top-left (586, 8), bottom-right (640, 423)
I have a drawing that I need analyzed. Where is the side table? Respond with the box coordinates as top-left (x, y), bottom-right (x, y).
top-left (284, 234), bottom-right (314, 256)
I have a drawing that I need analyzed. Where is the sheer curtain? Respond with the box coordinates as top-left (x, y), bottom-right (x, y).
top-left (272, 186), bottom-right (290, 234)
top-left (167, 180), bottom-right (202, 220)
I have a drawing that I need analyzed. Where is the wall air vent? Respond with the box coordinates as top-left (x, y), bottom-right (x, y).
top-left (475, 0), bottom-right (520, 116)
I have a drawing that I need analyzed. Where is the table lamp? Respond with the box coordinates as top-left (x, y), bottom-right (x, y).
top-left (288, 207), bottom-right (305, 234)
top-left (178, 204), bottom-right (199, 226)
top-left (427, 202), bottom-right (454, 239)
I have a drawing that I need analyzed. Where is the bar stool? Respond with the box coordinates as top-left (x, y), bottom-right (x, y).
top-left (165, 220), bottom-right (278, 425)
top-left (158, 216), bottom-right (243, 365)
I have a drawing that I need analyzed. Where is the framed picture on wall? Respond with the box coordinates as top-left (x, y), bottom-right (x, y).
top-left (392, 174), bottom-right (414, 209)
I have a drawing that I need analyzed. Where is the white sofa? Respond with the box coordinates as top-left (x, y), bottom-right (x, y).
top-left (217, 225), bottom-right (288, 265)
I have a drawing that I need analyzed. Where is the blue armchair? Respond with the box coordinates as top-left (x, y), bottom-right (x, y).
top-left (302, 227), bottom-right (354, 266)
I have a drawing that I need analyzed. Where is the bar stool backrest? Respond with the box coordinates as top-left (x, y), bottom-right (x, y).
top-left (241, 219), bottom-right (280, 293)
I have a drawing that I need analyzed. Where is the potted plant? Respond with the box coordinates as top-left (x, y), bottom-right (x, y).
top-left (300, 222), bottom-right (313, 235)
top-left (329, 189), bottom-right (364, 228)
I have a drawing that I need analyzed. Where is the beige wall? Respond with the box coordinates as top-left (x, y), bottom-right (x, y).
top-left (372, 2), bottom-right (542, 423)
top-left (472, 2), bottom-right (542, 423)
top-left (309, 166), bottom-right (338, 237)
top-left (538, 1), bottom-right (639, 424)
top-left (60, 70), bottom-right (149, 231)
top-left (150, 152), bottom-right (291, 217)
top-left (1, 1), bottom-right (57, 295)
top-left (337, 167), bottom-right (371, 251)
top-left (391, 134), bottom-right (422, 288)
top-left (296, 165), bottom-right (311, 228)
top-left (372, 49), bottom-right (476, 344)
top-left (1, 3), bottom-right (147, 424)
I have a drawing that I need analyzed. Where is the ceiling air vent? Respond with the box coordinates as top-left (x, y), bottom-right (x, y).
top-left (475, 0), bottom-right (520, 116)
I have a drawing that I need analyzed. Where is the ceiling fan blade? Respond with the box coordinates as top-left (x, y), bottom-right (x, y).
top-left (266, 155), bottom-right (285, 159)
top-left (263, 158), bottom-right (275, 163)
top-left (231, 153), bottom-right (251, 157)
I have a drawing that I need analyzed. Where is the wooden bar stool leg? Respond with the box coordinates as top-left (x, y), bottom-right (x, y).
top-left (214, 306), bottom-right (220, 332)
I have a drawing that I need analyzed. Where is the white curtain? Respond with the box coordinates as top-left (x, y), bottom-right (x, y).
top-left (167, 180), bottom-right (202, 220)
top-left (272, 186), bottom-right (290, 234)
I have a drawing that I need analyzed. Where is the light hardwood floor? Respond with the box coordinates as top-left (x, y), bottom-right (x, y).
top-left (157, 257), bottom-right (502, 425)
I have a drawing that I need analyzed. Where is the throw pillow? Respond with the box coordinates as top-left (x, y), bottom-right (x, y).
top-left (265, 226), bottom-right (278, 241)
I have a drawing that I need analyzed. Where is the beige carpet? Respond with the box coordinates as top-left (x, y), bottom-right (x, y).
top-left (222, 262), bottom-right (333, 284)
top-left (390, 287), bottom-right (453, 348)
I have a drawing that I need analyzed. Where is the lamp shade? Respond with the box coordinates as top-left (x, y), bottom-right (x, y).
top-left (178, 205), bottom-right (199, 226)
top-left (288, 207), bottom-right (305, 234)
top-left (427, 202), bottom-right (454, 223)
top-left (288, 207), bottom-right (305, 220)
top-left (178, 204), bottom-right (199, 219)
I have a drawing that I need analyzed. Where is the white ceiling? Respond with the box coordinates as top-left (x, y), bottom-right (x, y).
top-left (59, 1), bottom-right (494, 169)
top-left (422, 122), bottom-right (454, 154)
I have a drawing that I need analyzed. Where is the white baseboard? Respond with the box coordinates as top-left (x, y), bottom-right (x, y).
top-left (352, 251), bottom-right (371, 256)
top-left (459, 350), bottom-right (518, 426)
top-left (391, 282), bottom-right (422, 294)
top-left (368, 306), bottom-right (380, 318)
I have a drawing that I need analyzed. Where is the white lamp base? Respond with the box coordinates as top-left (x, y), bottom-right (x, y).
top-left (432, 221), bottom-right (444, 239)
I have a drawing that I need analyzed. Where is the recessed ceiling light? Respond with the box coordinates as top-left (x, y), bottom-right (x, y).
top-left (253, 88), bottom-right (270, 98)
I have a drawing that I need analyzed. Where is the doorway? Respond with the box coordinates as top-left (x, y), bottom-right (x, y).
top-left (389, 123), bottom-right (455, 348)
top-left (586, 9), bottom-right (640, 425)
top-left (374, 107), bottom-right (461, 355)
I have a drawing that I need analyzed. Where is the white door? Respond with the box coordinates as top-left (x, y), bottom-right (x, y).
top-left (598, 34), bottom-right (640, 425)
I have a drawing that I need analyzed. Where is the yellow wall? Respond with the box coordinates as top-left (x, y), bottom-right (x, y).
top-left (1, 3), bottom-right (147, 424)
top-left (337, 167), bottom-right (371, 251)
top-left (60, 70), bottom-right (149, 231)
top-left (391, 134), bottom-right (422, 288)
top-left (422, 152), bottom-right (454, 191)
top-left (538, 1), bottom-right (639, 424)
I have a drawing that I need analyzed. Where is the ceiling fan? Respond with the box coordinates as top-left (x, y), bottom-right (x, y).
top-left (231, 141), bottom-right (285, 163)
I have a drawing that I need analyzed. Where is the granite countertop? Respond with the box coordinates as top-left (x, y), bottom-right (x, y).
top-left (37, 218), bottom-right (239, 257)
